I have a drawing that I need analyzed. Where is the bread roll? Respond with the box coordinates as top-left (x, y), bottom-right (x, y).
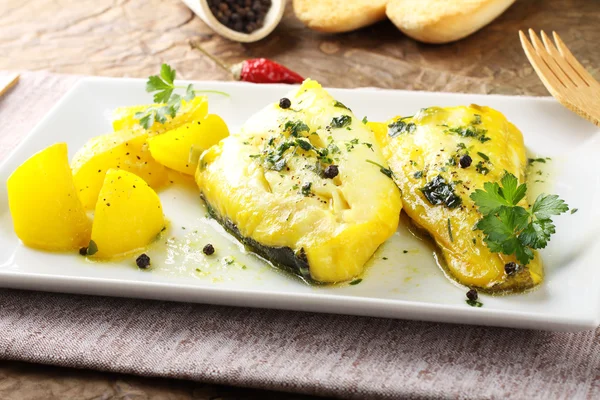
top-left (293, 0), bottom-right (389, 33)
top-left (386, 0), bottom-right (516, 44)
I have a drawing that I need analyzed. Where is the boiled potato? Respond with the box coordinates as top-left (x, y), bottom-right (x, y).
top-left (112, 104), bottom-right (151, 132)
top-left (90, 169), bottom-right (165, 258)
top-left (71, 128), bottom-right (168, 209)
top-left (112, 96), bottom-right (209, 135)
top-left (7, 143), bottom-right (91, 250)
top-left (147, 114), bottom-right (229, 175)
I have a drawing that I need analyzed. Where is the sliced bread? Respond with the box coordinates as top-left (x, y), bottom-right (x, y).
top-left (386, 0), bottom-right (516, 44)
top-left (293, 0), bottom-right (389, 33)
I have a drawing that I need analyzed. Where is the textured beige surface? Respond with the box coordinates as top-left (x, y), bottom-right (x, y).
top-left (1, 0), bottom-right (600, 398)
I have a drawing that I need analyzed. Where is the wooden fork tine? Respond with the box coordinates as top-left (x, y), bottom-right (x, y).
top-left (539, 31), bottom-right (582, 87)
top-left (527, 29), bottom-right (569, 88)
top-left (552, 31), bottom-right (596, 87)
top-left (519, 31), bottom-right (564, 92)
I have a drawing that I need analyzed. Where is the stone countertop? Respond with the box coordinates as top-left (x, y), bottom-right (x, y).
top-left (1, 0), bottom-right (599, 398)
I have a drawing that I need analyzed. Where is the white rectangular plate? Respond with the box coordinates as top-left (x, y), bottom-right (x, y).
top-left (1, 77), bottom-right (600, 331)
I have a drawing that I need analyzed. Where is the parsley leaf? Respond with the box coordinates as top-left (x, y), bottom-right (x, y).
top-left (531, 193), bottom-right (569, 220)
top-left (137, 63), bottom-right (228, 129)
top-left (146, 64), bottom-right (177, 103)
top-left (470, 171), bottom-right (569, 265)
top-left (184, 84), bottom-right (196, 101)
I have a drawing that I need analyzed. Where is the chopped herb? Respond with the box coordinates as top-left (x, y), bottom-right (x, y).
top-left (301, 182), bottom-right (312, 196)
top-left (345, 138), bottom-right (359, 151)
top-left (447, 157), bottom-right (457, 167)
top-left (388, 120), bottom-right (416, 138)
top-left (475, 161), bottom-right (490, 175)
top-left (446, 125), bottom-right (490, 143)
top-left (466, 299), bottom-right (483, 307)
top-left (447, 218), bottom-right (453, 242)
top-left (403, 250), bottom-right (408, 254)
top-left (195, 268), bottom-right (202, 273)
top-left (409, 160), bottom-right (417, 167)
top-left (413, 170), bottom-right (424, 179)
top-left (477, 152), bottom-right (489, 161)
top-left (349, 279), bottom-right (363, 285)
top-left (366, 159), bottom-right (394, 179)
top-left (420, 175), bottom-right (462, 209)
top-left (331, 115), bottom-right (352, 128)
top-left (86, 240), bottom-right (98, 256)
top-left (361, 116), bottom-right (368, 124)
top-left (472, 238), bottom-right (477, 245)
top-left (295, 138), bottom-right (313, 151)
top-left (362, 142), bottom-right (373, 150)
top-left (571, 208), bottom-right (578, 214)
top-left (472, 114), bottom-right (482, 125)
top-left (333, 100), bottom-right (350, 110)
top-left (284, 120), bottom-right (310, 137)
top-left (470, 171), bottom-right (569, 265)
top-left (224, 256), bottom-right (235, 265)
top-left (528, 157), bottom-right (550, 165)
top-left (383, 257), bottom-right (388, 260)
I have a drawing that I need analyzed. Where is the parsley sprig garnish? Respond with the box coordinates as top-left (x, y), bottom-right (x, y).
top-left (470, 172), bottom-right (569, 265)
top-left (135, 64), bottom-right (228, 129)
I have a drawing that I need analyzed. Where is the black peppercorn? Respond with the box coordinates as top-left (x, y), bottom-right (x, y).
top-left (203, 244), bottom-right (215, 255)
top-left (505, 262), bottom-right (519, 276)
top-left (466, 288), bottom-right (478, 301)
top-left (136, 253), bottom-right (151, 269)
top-left (79, 247), bottom-right (88, 256)
top-left (323, 165), bottom-right (339, 179)
top-left (279, 97), bottom-right (291, 109)
top-left (459, 155), bottom-right (472, 168)
top-left (208, 0), bottom-right (272, 33)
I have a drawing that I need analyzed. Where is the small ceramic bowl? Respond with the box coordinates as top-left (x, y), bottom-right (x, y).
top-left (181, 0), bottom-right (285, 43)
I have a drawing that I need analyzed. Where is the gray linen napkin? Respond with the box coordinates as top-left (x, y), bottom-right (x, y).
top-left (1, 72), bottom-right (599, 400)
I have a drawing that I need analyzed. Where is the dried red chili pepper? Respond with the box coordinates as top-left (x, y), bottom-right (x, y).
top-left (231, 58), bottom-right (304, 84)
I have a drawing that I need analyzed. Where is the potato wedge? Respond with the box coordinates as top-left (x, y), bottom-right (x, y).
top-left (112, 96), bottom-right (209, 135)
top-left (71, 128), bottom-right (168, 209)
top-left (148, 114), bottom-right (229, 175)
top-left (112, 104), bottom-right (152, 132)
top-left (90, 169), bottom-right (165, 259)
top-left (7, 143), bottom-right (91, 250)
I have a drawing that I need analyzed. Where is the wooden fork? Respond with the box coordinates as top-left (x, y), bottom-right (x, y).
top-left (519, 29), bottom-right (600, 127)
